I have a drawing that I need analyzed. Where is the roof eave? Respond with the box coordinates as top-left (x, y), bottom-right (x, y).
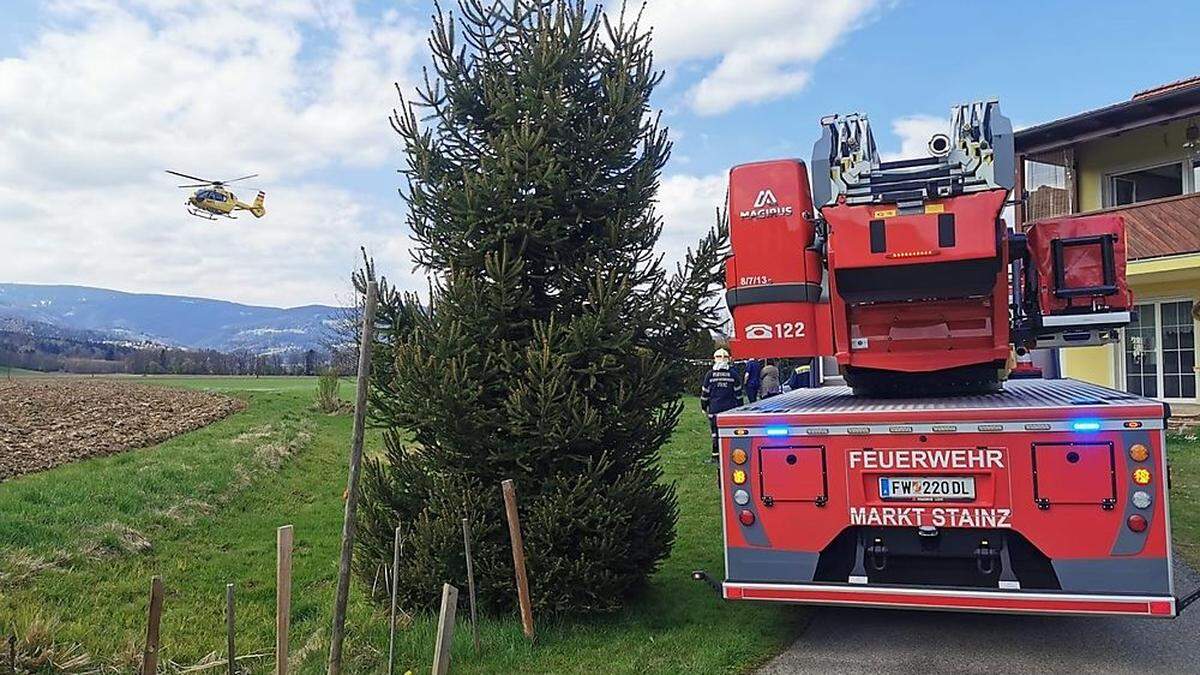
top-left (1015, 87), bottom-right (1200, 155)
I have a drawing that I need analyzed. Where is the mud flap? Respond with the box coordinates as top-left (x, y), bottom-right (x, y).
top-left (849, 531), bottom-right (869, 584)
top-left (692, 569), bottom-right (722, 596)
top-left (997, 537), bottom-right (1021, 590)
top-left (1178, 586), bottom-right (1200, 614)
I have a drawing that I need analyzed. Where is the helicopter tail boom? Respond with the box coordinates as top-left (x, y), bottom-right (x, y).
top-left (250, 191), bottom-right (265, 217)
top-left (240, 191), bottom-right (266, 218)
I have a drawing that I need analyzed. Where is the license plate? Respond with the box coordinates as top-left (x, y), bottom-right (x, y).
top-left (879, 476), bottom-right (975, 501)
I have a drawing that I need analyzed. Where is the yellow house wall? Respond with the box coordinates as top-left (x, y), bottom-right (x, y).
top-left (1060, 344), bottom-right (1115, 387)
top-left (1075, 118), bottom-right (1193, 211)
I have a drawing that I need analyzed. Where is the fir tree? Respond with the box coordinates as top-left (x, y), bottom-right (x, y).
top-left (356, 0), bottom-right (728, 615)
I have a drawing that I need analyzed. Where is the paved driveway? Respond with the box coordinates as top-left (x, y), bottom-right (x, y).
top-left (758, 560), bottom-right (1200, 674)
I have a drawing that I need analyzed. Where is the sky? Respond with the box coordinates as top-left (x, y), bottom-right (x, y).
top-left (1, 0), bottom-right (1198, 308)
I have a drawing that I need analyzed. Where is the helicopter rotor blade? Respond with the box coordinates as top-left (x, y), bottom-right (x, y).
top-left (176, 183), bottom-right (212, 188)
top-left (166, 169), bottom-right (215, 183)
top-left (219, 174), bottom-right (259, 185)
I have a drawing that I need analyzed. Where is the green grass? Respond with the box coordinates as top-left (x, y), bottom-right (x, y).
top-left (0, 377), bottom-right (799, 673)
top-left (4, 374), bottom-right (1198, 673)
top-left (1168, 434), bottom-right (1200, 569)
top-left (1, 366), bottom-right (51, 378)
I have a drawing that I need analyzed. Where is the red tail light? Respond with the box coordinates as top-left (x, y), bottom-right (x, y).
top-left (1127, 514), bottom-right (1148, 533)
top-left (739, 510), bottom-right (756, 526)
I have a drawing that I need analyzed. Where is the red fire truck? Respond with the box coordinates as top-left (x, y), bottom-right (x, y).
top-left (696, 101), bottom-right (1198, 617)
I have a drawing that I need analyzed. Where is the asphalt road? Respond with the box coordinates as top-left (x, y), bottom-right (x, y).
top-left (758, 559), bottom-right (1200, 674)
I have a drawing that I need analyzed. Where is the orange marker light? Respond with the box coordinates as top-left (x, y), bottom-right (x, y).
top-left (1130, 444), bottom-right (1150, 462)
top-left (1132, 468), bottom-right (1152, 485)
top-left (732, 469), bottom-right (747, 485)
top-left (886, 249), bottom-right (938, 259)
top-left (731, 448), bottom-right (748, 465)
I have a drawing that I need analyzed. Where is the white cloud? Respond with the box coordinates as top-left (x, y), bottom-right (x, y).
top-left (0, 1), bottom-right (424, 306)
top-left (642, 0), bottom-right (881, 116)
top-left (656, 172), bottom-right (726, 270)
top-left (0, 181), bottom-right (418, 308)
top-left (880, 114), bottom-right (946, 162)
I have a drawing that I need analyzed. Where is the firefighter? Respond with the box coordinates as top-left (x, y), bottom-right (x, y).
top-left (700, 348), bottom-right (743, 462)
top-left (787, 358), bottom-right (814, 390)
top-left (743, 358), bottom-right (762, 403)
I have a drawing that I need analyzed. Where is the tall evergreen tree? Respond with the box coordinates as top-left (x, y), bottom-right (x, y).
top-left (356, 0), bottom-right (728, 614)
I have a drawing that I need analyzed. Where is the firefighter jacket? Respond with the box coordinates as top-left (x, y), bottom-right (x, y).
top-left (701, 367), bottom-right (743, 414)
top-left (787, 362), bottom-right (814, 390)
top-left (744, 359), bottom-right (762, 391)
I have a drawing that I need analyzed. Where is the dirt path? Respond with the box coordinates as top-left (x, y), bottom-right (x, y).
top-left (0, 379), bottom-right (244, 480)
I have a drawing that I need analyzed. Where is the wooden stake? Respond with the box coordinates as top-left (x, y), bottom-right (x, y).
top-left (276, 525), bottom-right (294, 675)
top-left (387, 525), bottom-right (400, 675)
top-left (462, 518), bottom-right (480, 654)
top-left (226, 583), bottom-right (236, 675)
top-left (142, 575), bottom-right (164, 675)
top-left (328, 280), bottom-right (378, 675)
top-left (431, 583), bottom-right (458, 675)
top-left (501, 479), bottom-right (535, 641)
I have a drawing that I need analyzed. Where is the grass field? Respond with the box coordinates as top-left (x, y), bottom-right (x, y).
top-left (1168, 434), bottom-right (1200, 569)
top-left (4, 374), bottom-right (1196, 673)
top-left (1, 366), bottom-right (48, 377)
top-left (0, 376), bottom-right (799, 673)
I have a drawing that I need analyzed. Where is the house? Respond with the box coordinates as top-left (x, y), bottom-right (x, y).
top-left (1016, 76), bottom-right (1200, 404)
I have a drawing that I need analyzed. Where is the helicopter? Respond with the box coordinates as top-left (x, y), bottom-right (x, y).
top-left (166, 170), bottom-right (266, 220)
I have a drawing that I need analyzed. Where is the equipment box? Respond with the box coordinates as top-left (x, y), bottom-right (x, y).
top-left (1026, 214), bottom-right (1132, 316)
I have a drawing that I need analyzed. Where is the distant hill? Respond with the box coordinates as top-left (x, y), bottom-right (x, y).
top-left (0, 315), bottom-right (144, 374)
top-left (0, 283), bottom-right (343, 354)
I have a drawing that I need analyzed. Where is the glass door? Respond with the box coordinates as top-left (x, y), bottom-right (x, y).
top-left (1162, 300), bottom-right (1197, 399)
top-left (1124, 303), bottom-right (1158, 397)
top-left (1123, 300), bottom-right (1198, 401)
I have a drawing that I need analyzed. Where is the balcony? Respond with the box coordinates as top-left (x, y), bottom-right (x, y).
top-left (1057, 192), bottom-right (1200, 261)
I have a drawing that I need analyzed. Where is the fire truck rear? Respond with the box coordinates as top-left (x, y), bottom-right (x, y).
top-left (697, 101), bottom-right (1197, 617)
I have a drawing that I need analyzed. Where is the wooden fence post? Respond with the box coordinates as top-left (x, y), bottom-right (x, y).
top-left (387, 525), bottom-right (401, 675)
top-left (328, 280), bottom-right (378, 675)
top-left (226, 583), bottom-right (236, 675)
top-left (142, 576), bottom-right (164, 675)
top-left (501, 479), bottom-right (535, 641)
top-left (431, 584), bottom-right (458, 675)
top-left (276, 525), bottom-right (294, 675)
top-left (462, 518), bottom-right (480, 654)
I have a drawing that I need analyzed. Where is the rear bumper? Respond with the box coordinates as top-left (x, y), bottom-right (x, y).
top-left (722, 581), bottom-right (1177, 618)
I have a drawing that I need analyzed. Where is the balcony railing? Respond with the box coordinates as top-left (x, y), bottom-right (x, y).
top-left (1065, 192), bottom-right (1200, 260)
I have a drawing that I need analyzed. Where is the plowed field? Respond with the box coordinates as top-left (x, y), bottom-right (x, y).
top-left (0, 379), bottom-right (244, 480)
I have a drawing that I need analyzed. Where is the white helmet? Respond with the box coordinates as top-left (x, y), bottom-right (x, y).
top-left (713, 348), bottom-right (731, 369)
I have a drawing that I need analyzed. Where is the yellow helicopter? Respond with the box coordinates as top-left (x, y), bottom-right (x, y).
top-left (167, 170), bottom-right (266, 220)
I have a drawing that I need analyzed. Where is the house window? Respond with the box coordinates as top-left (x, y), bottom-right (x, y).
top-left (1106, 162), bottom-right (1183, 207)
top-left (1122, 300), bottom-right (1197, 400)
top-left (1023, 148), bottom-right (1074, 222)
